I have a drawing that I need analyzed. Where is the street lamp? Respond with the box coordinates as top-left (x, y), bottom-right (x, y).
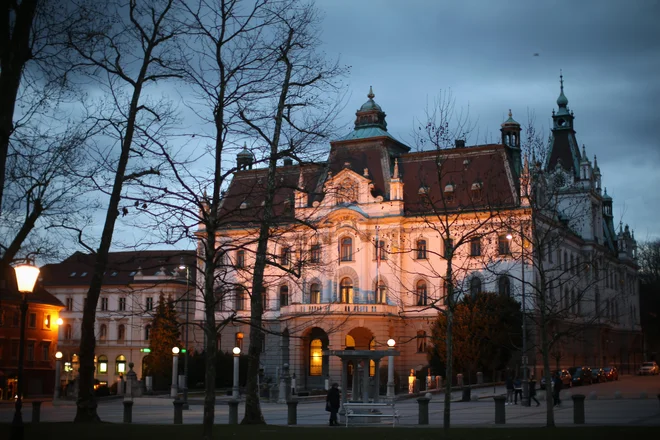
top-left (507, 226), bottom-right (529, 406)
top-left (386, 338), bottom-right (396, 398)
top-left (11, 261), bottom-right (40, 440)
top-left (56, 317), bottom-right (63, 326)
top-left (171, 347), bottom-right (180, 398)
top-left (178, 259), bottom-right (190, 409)
top-left (54, 352), bottom-right (63, 400)
top-left (232, 347), bottom-right (241, 399)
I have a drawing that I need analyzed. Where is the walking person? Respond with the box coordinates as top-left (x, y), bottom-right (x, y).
top-left (552, 373), bottom-right (562, 407)
top-left (326, 383), bottom-right (341, 426)
top-left (505, 375), bottom-right (514, 405)
top-left (529, 379), bottom-right (540, 406)
top-left (513, 377), bottom-right (522, 405)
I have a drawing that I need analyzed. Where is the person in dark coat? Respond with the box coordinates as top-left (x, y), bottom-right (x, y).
top-left (505, 375), bottom-right (514, 405)
top-left (326, 383), bottom-right (341, 426)
top-left (552, 373), bottom-right (562, 406)
top-left (529, 379), bottom-right (540, 406)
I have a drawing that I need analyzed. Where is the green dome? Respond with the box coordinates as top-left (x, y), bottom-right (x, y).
top-left (557, 91), bottom-right (568, 107)
top-left (359, 86), bottom-right (381, 111)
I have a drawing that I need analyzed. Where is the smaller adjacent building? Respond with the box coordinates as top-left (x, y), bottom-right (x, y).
top-left (0, 266), bottom-right (64, 399)
top-left (40, 250), bottom-right (197, 391)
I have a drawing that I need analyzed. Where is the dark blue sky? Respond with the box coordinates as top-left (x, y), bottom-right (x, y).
top-left (315, 0), bottom-right (660, 240)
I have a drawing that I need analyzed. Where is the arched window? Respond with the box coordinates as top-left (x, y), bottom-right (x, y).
top-left (64, 324), bottom-right (72, 341)
top-left (340, 237), bottom-right (353, 261)
top-left (279, 285), bottom-right (289, 307)
top-left (340, 278), bottom-right (353, 304)
top-left (310, 283), bottom-right (321, 304)
top-left (309, 339), bottom-right (323, 376)
top-left (470, 277), bottom-right (482, 298)
top-left (345, 334), bottom-right (355, 349)
top-left (375, 281), bottom-right (387, 304)
top-left (416, 280), bottom-right (427, 306)
top-left (98, 355), bottom-right (108, 374)
top-left (144, 324), bottom-right (151, 341)
top-left (416, 330), bottom-right (427, 352)
top-left (118, 324), bottom-right (125, 342)
top-left (116, 354), bottom-right (126, 374)
top-left (498, 276), bottom-right (511, 297)
top-left (99, 324), bottom-right (107, 341)
top-left (416, 239), bottom-right (427, 259)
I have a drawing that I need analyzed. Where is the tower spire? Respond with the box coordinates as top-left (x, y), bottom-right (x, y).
top-left (367, 85), bottom-right (375, 100)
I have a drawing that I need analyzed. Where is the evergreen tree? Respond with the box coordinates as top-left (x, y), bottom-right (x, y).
top-left (144, 293), bottom-right (181, 390)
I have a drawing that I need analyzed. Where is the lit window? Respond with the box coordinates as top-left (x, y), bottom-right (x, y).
top-left (310, 283), bottom-right (321, 304)
top-left (340, 278), bottom-right (353, 304)
top-left (309, 339), bottom-right (323, 376)
top-left (116, 355), bottom-right (126, 374)
top-left (98, 355), bottom-right (108, 374)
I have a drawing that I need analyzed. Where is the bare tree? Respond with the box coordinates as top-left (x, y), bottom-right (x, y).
top-left (490, 114), bottom-right (639, 427)
top-left (66, 0), bottom-right (182, 422)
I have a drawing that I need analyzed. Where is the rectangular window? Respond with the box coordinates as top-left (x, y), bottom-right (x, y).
top-left (145, 297), bottom-right (153, 311)
top-left (28, 313), bottom-right (37, 328)
top-left (41, 342), bottom-right (50, 361)
top-left (44, 314), bottom-right (51, 329)
top-left (100, 297), bottom-right (109, 311)
top-left (27, 342), bottom-right (35, 362)
top-left (11, 341), bottom-right (19, 359)
top-left (236, 250), bottom-right (245, 268)
top-left (416, 240), bottom-right (427, 259)
top-left (375, 240), bottom-right (387, 261)
top-left (498, 235), bottom-right (510, 255)
top-left (66, 298), bottom-right (74, 311)
top-left (118, 297), bottom-right (126, 311)
top-left (416, 331), bottom-right (427, 353)
top-left (281, 247), bottom-right (291, 266)
top-left (310, 244), bottom-right (321, 263)
top-left (548, 244), bottom-right (554, 263)
top-left (470, 237), bottom-right (481, 257)
top-left (12, 311), bottom-right (19, 327)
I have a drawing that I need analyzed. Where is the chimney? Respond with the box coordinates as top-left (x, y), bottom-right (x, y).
top-left (283, 158), bottom-right (293, 166)
top-left (455, 139), bottom-right (465, 148)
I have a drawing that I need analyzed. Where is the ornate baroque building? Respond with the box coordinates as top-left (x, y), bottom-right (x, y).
top-left (202, 82), bottom-right (642, 393)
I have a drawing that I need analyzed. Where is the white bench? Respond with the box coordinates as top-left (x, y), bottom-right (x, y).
top-left (344, 402), bottom-right (399, 427)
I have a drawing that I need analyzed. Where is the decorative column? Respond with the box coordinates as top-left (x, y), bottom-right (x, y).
top-left (362, 359), bottom-right (369, 403)
top-left (232, 347), bottom-right (241, 400)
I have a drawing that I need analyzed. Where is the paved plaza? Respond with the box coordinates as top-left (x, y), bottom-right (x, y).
top-left (1, 375), bottom-right (658, 427)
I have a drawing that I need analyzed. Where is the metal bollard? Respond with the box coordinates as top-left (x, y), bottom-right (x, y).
top-left (173, 399), bottom-right (184, 425)
top-left (31, 401), bottom-right (42, 424)
top-left (493, 395), bottom-right (506, 424)
top-left (228, 399), bottom-right (239, 425)
top-left (123, 400), bottom-right (133, 423)
top-left (287, 399), bottom-right (298, 425)
top-left (571, 394), bottom-right (585, 424)
top-left (417, 396), bottom-right (430, 425)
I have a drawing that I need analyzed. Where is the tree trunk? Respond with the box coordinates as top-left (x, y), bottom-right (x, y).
top-left (241, 27), bottom-right (295, 425)
top-left (0, 0), bottom-right (38, 215)
top-left (202, 237), bottom-right (218, 440)
top-left (443, 259), bottom-right (454, 432)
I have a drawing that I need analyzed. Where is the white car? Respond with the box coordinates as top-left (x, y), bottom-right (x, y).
top-left (638, 361), bottom-right (659, 375)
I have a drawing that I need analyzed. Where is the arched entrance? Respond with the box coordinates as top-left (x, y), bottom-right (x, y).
top-left (345, 327), bottom-right (374, 387)
top-left (304, 327), bottom-right (329, 390)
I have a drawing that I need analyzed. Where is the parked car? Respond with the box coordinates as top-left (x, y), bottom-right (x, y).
top-left (602, 366), bottom-right (619, 381)
top-left (638, 361), bottom-right (659, 375)
top-left (591, 367), bottom-right (607, 383)
top-left (569, 366), bottom-right (593, 385)
top-left (540, 369), bottom-right (572, 390)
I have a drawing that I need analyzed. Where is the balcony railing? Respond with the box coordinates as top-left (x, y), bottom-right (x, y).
top-left (281, 303), bottom-right (398, 316)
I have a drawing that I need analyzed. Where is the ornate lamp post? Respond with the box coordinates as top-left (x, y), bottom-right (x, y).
top-left (54, 351), bottom-right (63, 400)
top-left (386, 339), bottom-right (396, 398)
top-left (171, 347), bottom-right (180, 398)
top-left (232, 347), bottom-right (241, 399)
top-left (10, 261), bottom-right (40, 440)
top-left (178, 260), bottom-right (190, 409)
